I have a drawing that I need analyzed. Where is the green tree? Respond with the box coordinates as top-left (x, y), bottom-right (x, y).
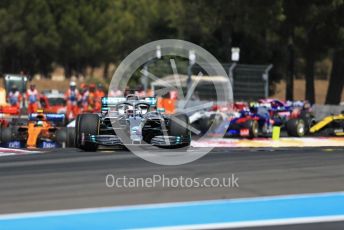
top-left (282, 0), bottom-right (342, 104)
top-left (325, 1), bottom-right (344, 104)
top-left (0, 0), bottom-right (59, 75)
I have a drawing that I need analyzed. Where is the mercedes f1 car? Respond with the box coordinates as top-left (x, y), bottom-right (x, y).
top-left (0, 109), bottom-right (74, 148)
top-left (75, 95), bottom-right (191, 151)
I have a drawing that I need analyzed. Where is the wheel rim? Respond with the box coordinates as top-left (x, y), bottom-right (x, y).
top-left (252, 121), bottom-right (259, 136)
top-left (297, 120), bottom-right (305, 136)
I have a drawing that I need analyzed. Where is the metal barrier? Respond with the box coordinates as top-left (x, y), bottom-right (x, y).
top-left (229, 64), bottom-right (273, 101)
top-left (192, 63), bottom-right (272, 101)
top-left (148, 61), bottom-right (273, 104)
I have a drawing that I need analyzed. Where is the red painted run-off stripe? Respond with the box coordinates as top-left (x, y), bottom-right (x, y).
top-left (0, 148), bottom-right (40, 156)
top-left (1, 137), bottom-right (343, 156)
top-left (191, 137), bottom-right (344, 148)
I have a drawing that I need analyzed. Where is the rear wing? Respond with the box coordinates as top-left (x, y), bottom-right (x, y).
top-left (29, 113), bottom-right (65, 122)
top-left (101, 97), bottom-right (126, 108)
top-left (101, 97), bottom-right (157, 109)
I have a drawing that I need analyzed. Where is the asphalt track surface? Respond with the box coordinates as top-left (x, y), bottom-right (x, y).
top-left (0, 146), bottom-right (344, 229)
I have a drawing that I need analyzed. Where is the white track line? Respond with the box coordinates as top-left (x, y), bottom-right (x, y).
top-left (0, 191), bottom-right (343, 220)
top-left (141, 215), bottom-right (344, 230)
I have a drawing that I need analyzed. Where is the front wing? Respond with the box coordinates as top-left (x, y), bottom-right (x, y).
top-left (1, 140), bottom-right (61, 148)
top-left (85, 134), bottom-right (190, 147)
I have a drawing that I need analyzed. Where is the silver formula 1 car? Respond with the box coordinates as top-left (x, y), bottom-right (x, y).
top-left (75, 95), bottom-right (191, 151)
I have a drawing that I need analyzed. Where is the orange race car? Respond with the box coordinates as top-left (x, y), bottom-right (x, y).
top-left (0, 110), bottom-right (74, 148)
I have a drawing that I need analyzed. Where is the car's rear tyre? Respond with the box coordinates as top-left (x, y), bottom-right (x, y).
top-left (300, 111), bottom-right (313, 134)
top-left (67, 127), bottom-right (75, 147)
top-left (56, 127), bottom-right (75, 148)
top-left (243, 120), bottom-right (259, 138)
top-left (169, 113), bottom-right (190, 137)
top-left (286, 118), bottom-right (305, 137)
top-left (75, 114), bottom-right (99, 151)
top-left (56, 128), bottom-right (67, 147)
top-left (198, 114), bottom-right (219, 135)
top-left (74, 115), bottom-right (81, 148)
top-left (0, 127), bottom-right (12, 143)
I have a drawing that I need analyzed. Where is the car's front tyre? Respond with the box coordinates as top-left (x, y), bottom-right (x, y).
top-left (75, 114), bottom-right (99, 151)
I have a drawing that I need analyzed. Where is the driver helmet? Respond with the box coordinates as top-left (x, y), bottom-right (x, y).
top-left (70, 81), bottom-right (77, 90)
top-left (240, 108), bottom-right (250, 117)
top-left (270, 101), bottom-right (278, 108)
top-left (249, 102), bottom-right (259, 113)
top-left (36, 120), bottom-right (44, 127)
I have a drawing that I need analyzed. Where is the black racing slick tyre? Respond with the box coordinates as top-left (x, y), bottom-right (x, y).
top-left (67, 127), bottom-right (75, 147)
top-left (198, 114), bottom-right (218, 135)
top-left (0, 127), bottom-right (12, 143)
top-left (56, 127), bottom-right (75, 148)
top-left (300, 111), bottom-right (313, 134)
top-left (243, 120), bottom-right (259, 139)
top-left (198, 117), bottom-right (211, 135)
top-left (286, 118), bottom-right (305, 137)
top-left (56, 128), bottom-right (67, 147)
top-left (169, 113), bottom-right (190, 137)
top-left (75, 114), bottom-right (99, 151)
top-left (74, 115), bottom-right (81, 148)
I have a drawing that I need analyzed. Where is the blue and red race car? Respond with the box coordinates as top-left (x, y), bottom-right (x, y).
top-left (192, 99), bottom-right (314, 138)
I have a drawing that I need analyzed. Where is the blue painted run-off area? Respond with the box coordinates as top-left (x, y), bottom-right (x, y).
top-left (1, 192), bottom-right (344, 229)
